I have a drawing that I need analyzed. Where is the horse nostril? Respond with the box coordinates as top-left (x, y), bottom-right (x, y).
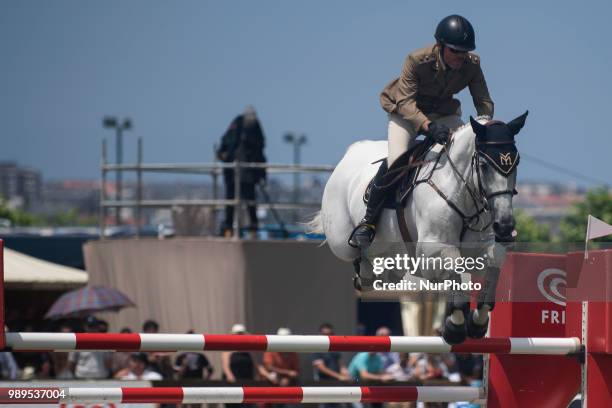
top-left (494, 220), bottom-right (514, 236)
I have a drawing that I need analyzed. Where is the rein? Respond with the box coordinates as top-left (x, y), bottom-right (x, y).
top-left (434, 143), bottom-right (491, 240)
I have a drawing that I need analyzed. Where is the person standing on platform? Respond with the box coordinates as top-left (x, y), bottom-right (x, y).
top-left (216, 106), bottom-right (267, 238)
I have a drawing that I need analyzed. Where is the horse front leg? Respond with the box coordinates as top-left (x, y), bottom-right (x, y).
top-left (442, 272), bottom-right (471, 345)
top-left (465, 242), bottom-right (506, 338)
top-left (466, 265), bottom-right (501, 338)
top-left (420, 244), bottom-right (470, 345)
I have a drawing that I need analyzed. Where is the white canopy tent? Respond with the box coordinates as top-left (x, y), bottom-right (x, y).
top-left (4, 247), bottom-right (88, 290)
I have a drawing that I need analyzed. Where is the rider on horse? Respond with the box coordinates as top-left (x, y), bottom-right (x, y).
top-left (349, 15), bottom-right (495, 249)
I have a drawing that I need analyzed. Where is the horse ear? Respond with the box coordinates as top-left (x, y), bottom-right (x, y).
top-left (507, 111), bottom-right (529, 136)
top-left (470, 116), bottom-right (486, 137)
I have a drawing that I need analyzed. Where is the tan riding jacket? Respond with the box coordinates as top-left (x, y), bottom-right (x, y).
top-left (380, 44), bottom-right (494, 133)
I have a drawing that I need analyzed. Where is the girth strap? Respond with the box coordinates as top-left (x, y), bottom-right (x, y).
top-left (396, 206), bottom-right (415, 258)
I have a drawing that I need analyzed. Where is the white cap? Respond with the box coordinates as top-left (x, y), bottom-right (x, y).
top-left (276, 327), bottom-right (292, 336)
top-left (231, 323), bottom-right (247, 334)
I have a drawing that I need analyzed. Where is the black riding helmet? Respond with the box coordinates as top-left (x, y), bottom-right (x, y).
top-left (435, 15), bottom-right (476, 52)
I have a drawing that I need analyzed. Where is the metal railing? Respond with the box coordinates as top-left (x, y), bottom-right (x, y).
top-left (100, 140), bottom-right (334, 238)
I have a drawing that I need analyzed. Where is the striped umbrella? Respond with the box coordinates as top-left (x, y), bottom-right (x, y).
top-left (45, 285), bottom-right (136, 319)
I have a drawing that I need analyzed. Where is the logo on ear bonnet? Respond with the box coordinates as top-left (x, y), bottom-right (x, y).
top-left (500, 153), bottom-right (513, 166)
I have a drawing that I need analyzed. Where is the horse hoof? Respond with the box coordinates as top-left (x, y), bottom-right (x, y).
top-left (353, 276), bottom-right (374, 292)
top-left (353, 276), bottom-right (362, 291)
top-left (466, 310), bottom-right (489, 339)
top-left (443, 316), bottom-right (467, 345)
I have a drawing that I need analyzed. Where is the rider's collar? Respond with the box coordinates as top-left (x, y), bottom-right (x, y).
top-left (434, 45), bottom-right (444, 71)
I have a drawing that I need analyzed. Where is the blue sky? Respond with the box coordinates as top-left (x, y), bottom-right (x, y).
top-left (1, 1), bottom-right (611, 185)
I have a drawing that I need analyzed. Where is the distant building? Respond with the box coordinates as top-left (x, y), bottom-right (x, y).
top-left (515, 181), bottom-right (586, 234)
top-left (42, 180), bottom-right (100, 217)
top-left (0, 161), bottom-right (42, 211)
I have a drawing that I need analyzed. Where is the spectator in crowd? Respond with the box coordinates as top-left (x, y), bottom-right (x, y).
top-left (52, 323), bottom-right (75, 379)
top-left (0, 325), bottom-right (19, 379)
top-left (413, 354), bottom-right (448, 381)
top-left (375, 326), bottom-right (399, 370)
top-left (222, 324), bottom-right (274, 383)
top-left (11, 324), bottom-right (40, 378)
top-left (385, 353), bottom-right (418, 382)
top-left (174, 330), bottom-right (213, 380)
top-left (98, 319), bottom-right (109, 333)
top-left (143, 320), bottom-right (159, 333)
top-left (0, 351), bottom-right (19, 379)
top-left (223, 324), bottom-right (274, 408)
top-left (347, 352), bottom-right (393, 382)
top-left (216, 106), bottom-right (267, 238)
top-left (112, 327), bottom-right (134, 378)
top-left (312, 323), bottom-right (349, 408)
top-left (120, 353), bottom-right (163, 380)
top-left (141, 319), bottom-right (173, 379)
top-left (263, 327), bottom-right (300, 386)
top-left (312, 323), bottom-right (349, 382)
top-left (34, 353), bottom-right (54, 379)
top-left (454, 354), bottom-right (483, 383)
top-left (68, 316), bottom-right (112, 379)
top-left (385, 354), bottom-right (418, 408)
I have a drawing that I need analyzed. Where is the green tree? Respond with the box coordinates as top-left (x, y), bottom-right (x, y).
top-left (47, 209), bottom-right (97, 227)
top-left (514, 208), bottom-right (551, 242)
top-left (560, 187), bottom-right (612, 242)
top-left (0, 201), bottom-right (40, 226)
top-left (0, 200), bottom-right (97, 227)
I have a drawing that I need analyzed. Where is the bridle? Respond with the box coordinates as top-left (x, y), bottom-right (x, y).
top-left (473, 139), bottom-right (519, 208)
top-left (427, 138), bottom-right (519, 240)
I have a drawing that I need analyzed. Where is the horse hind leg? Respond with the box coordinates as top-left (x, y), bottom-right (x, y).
top-left (320, 196), bottom-right (361, 262)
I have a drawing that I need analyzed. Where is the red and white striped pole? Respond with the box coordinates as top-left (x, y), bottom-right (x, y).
top-left (6, 333), bottom-right (580, 355)
top-left (0, 386), bottom-right (482, 404)
top-left (4, 332), bottom-right (581, 355)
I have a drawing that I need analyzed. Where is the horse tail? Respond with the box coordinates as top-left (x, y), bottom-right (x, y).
top-left (304, 211), bottom-right (325, 235)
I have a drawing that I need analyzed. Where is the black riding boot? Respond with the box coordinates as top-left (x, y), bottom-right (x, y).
top-left (348, 160), bottom-right (389, 249)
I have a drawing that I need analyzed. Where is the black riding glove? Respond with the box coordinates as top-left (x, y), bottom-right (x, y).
top-left (426, 122), bottom-right (450, 145)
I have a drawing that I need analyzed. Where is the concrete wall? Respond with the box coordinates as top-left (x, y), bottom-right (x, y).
top-left (83, 238), bottom-right (357, 379)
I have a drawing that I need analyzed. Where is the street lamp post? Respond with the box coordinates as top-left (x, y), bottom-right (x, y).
top-left (283, 132), bottom-right (307, 221)
top-left (103, 116), bottom-right (132, 226)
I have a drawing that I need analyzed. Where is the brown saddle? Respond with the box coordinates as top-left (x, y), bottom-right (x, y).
top-left (364, 137), bottom-right (438, 209)
top-left (363, 137), bottom-right (444, 250)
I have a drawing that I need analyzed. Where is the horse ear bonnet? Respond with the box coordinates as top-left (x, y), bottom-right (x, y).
top-left (477, 122), bottom-right (520, 175)
top-left (506, 111), bottom-right (529, 136)
top-left (479, 142), bottom-right (519, 175)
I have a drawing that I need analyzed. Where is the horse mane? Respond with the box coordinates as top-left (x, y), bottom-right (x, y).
top-left (451, 115), bottom-right (490, 140)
